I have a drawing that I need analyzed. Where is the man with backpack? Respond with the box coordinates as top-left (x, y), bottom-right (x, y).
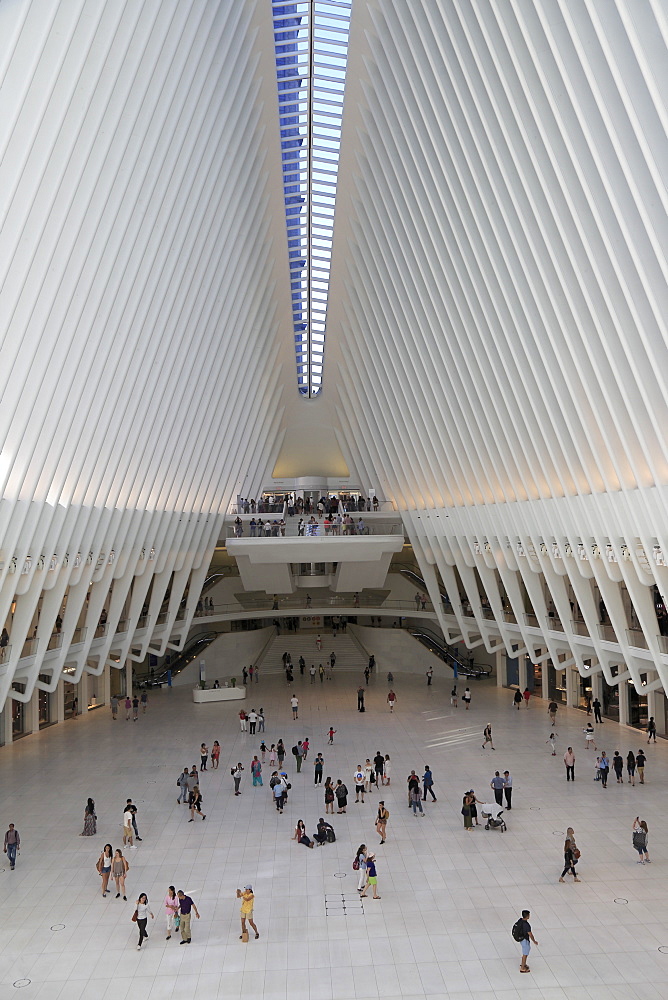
top-left (512, 909), bottom-right (538, 973)
top-left (292, 741), bottom-right (303, 773)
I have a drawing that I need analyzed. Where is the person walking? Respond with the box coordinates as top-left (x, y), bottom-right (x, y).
top-left (387, 689), bottom-right (397, 712)
top-left (271, 773), bottom-right (284, 813)
top-left (200, 743), bottom-right (209, 771)
top-left (463, 687), bottom-right (471, 710)
top-left (81, 797), bottom-right (97, 836)
top-left (513, 689), bottom-right (523, 709)
top-left (110, 695), bottom-right (118, 720)
top-left (177, 890), bottom-right (200, 944)
top-left (290, 694), bottom-right (299, 719)
top-left (627, 750), bottom-right (636, 785)
top-left (450, 685), bottom-right (458, 707)
top-left (248, 709), bottom-right (258, 735)
top-left (301, 737), bottom-right (309, 761)
top-left (422, 765), bottom-right (437, 801)
top-left (140, 691), bottom-right (148, 714)
top-left (257, 707), bottom-right (264, 729)
top-left (383, 754), bottom-right (391, 785)
top-left (426, 668), bottom-right (433, 686)
top-left (482, 723), bottom-right (495, 750)
top-left (503, 771), bottom-right (513, 809)
top-left (231, 763), bottom-right (243, 797)
top-left (122, 804), bottom-right (135, 849)
top-left (176, 766), bottom-right (190, 804)
top-left (251, 756), bottom-right (263, 786)
top-left (335, 779), bottom-right (348, 813)
top-left (364, 665), bottom-right (370, 684)
top-left (410, 785), bottom-right (424, 816)
top-left (548, 700), bottom-right (558, 726)
top-left (239, 710), bottom-right (247, 732)
top-left (313, 753), bottom-right (324, 784)
top-left (364, 759), bottom-right (374, 792)
top-left (189, 785), bottom-right (206, 819)
top-left (559, 837), bottom-right (581, 882)
top-left (360, 853), bottom-right (381, 898)
top-left (165, 885), bottom-right (179, 939)
top-left (612, 750), bottom-right (624, 783)
top-left (96, 843), bottom-right (113, 897)
top-left (374, 751), bottom-right (385, 787)
top-left (124, 695), bottom-right (132, 720)
top-left (490, 771), bottom-right (505, 807)
top-left (292, 741), bottom-right (303, 773)
top-left (599, 751), bottom-right (610, 788)
top-left (134, 893), bottom-right (154, 950)
top-left (523, 687), bottom-right (531, 708)
top-left (406, 770), bottom-right (420, 808)
top-left (132, 695), bottom-right (139, 721)
top-left (237, 886), bottom-right (259, 941)
top-left (647, 717), bottom-right (657, 743)
top-left (357, 686), bottom-right (365, 712)
top-left (211, 741), bottom-right (221, 769)
top-left (593, 698), bottom-right (603, 723)
top-left (461, 793), bottom-right (474, 832)
top-left (353, 766), bottom-right (366, 803)
top-left (546, 732), bottom-right (558, 755)
top-left (324, 777), bottom-right (335, 814)
top-left (310, 664), bottom-right (316, 683)
top-left (633, 817), bottom-right (651, 864)
top-left (186, 766), bottom-right (199, 803)
top-left (513, 909), bottom-right (538, 973)
top-left (125, 799), bottom-right (142, 841)
top-left (354, 844), bottom-right (368, 891)
top-left (563, 747), bottom-right (575, 781)
top-left (376, 801), bottom-right (389, 843)
top-left (277, 740), bottom-right (286, 768)
top-left (636, 749), bottom-right (646, 783)
top-left (112, 848), bottom-right (129, 899)
top-left (584, 723), bottom-right (597, 750)
top-left (327, 726), bottom-right (336, 744)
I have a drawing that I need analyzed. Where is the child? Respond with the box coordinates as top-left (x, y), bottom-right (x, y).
top-left (301, 737), bottom-right (309, 760)
top-left (327, 728), bottom-right (336, 745)
top-left (260, 741), bottom-right (267, 762)
top-left (546, 732), bottom-right (558, 755)
top-left (269, 744), bottom-right (276, 766)
top-left (594, 756), bottom-right (602, 780)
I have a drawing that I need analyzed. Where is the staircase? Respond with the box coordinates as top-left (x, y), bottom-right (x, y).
top-left (255, 630), bottom-right (369, 675)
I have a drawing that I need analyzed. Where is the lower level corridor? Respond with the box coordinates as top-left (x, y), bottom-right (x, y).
top-left (1, 666), bottom-right (667, 999)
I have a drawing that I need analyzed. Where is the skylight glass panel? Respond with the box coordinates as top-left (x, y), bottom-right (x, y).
top-left (272, 0), bottom-right (352, 397)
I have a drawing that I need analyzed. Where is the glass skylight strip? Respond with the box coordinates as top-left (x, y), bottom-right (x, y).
top-left (272, 0), bottom-right (352, 397)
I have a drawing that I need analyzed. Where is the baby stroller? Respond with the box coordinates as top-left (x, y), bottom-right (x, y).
top-left (480, 802), bottom-right (507, 832)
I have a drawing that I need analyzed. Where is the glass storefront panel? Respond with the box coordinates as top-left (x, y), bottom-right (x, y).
top-left (602, 677), bottom-right (619, 721)
top-left (628, 681), bottom-right (648, 730)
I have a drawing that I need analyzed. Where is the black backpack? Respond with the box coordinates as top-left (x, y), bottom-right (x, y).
top-left (512, 919), bottom-right (526, 942)
top-left (292, 745), bottom-right (299, 756)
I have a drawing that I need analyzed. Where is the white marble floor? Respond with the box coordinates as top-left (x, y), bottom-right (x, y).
top-left (1, 669), bottom-right (668, 1000)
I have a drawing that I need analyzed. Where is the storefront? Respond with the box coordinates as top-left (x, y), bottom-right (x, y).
top-left (38, 675), bottom-right (52, 729)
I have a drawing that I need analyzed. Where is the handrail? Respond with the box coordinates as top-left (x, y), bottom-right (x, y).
top-left (253, 625), bottom-right (280, 670)
top-left (408, 625), bottom-right (490, 679)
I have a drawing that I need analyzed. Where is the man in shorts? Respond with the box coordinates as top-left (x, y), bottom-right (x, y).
top-left (354, 766), bottom-right (365, 803)
top-left (515, 909), bottom-right (538, 973)
top-left (237, 885), bottom-right (259, 940)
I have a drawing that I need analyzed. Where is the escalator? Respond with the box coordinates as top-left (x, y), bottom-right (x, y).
top-left (408, 625), bottom-right (489, 679)
top-left (400, 568), bottom-right (452, 608)
top-left (152, 631), bottom-right (222, 685)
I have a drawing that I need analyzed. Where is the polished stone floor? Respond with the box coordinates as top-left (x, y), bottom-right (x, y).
top-left (1, 668), bottom-right (667, 1000)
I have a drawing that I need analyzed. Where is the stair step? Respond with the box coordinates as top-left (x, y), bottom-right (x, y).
top-left (254, 631), bottom-right (369, 675)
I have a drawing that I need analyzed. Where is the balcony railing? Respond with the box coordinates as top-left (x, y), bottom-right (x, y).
top-left (546, 616), bottom-right (565, 632)
top-left (21, 637), bottom-right (39, 658)
top-left (571, 620), bottom-right (590, 637)
top-left (627, 628), bottom-right (649, 649)
top-left (598, 623), bottom-right (618, 643)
